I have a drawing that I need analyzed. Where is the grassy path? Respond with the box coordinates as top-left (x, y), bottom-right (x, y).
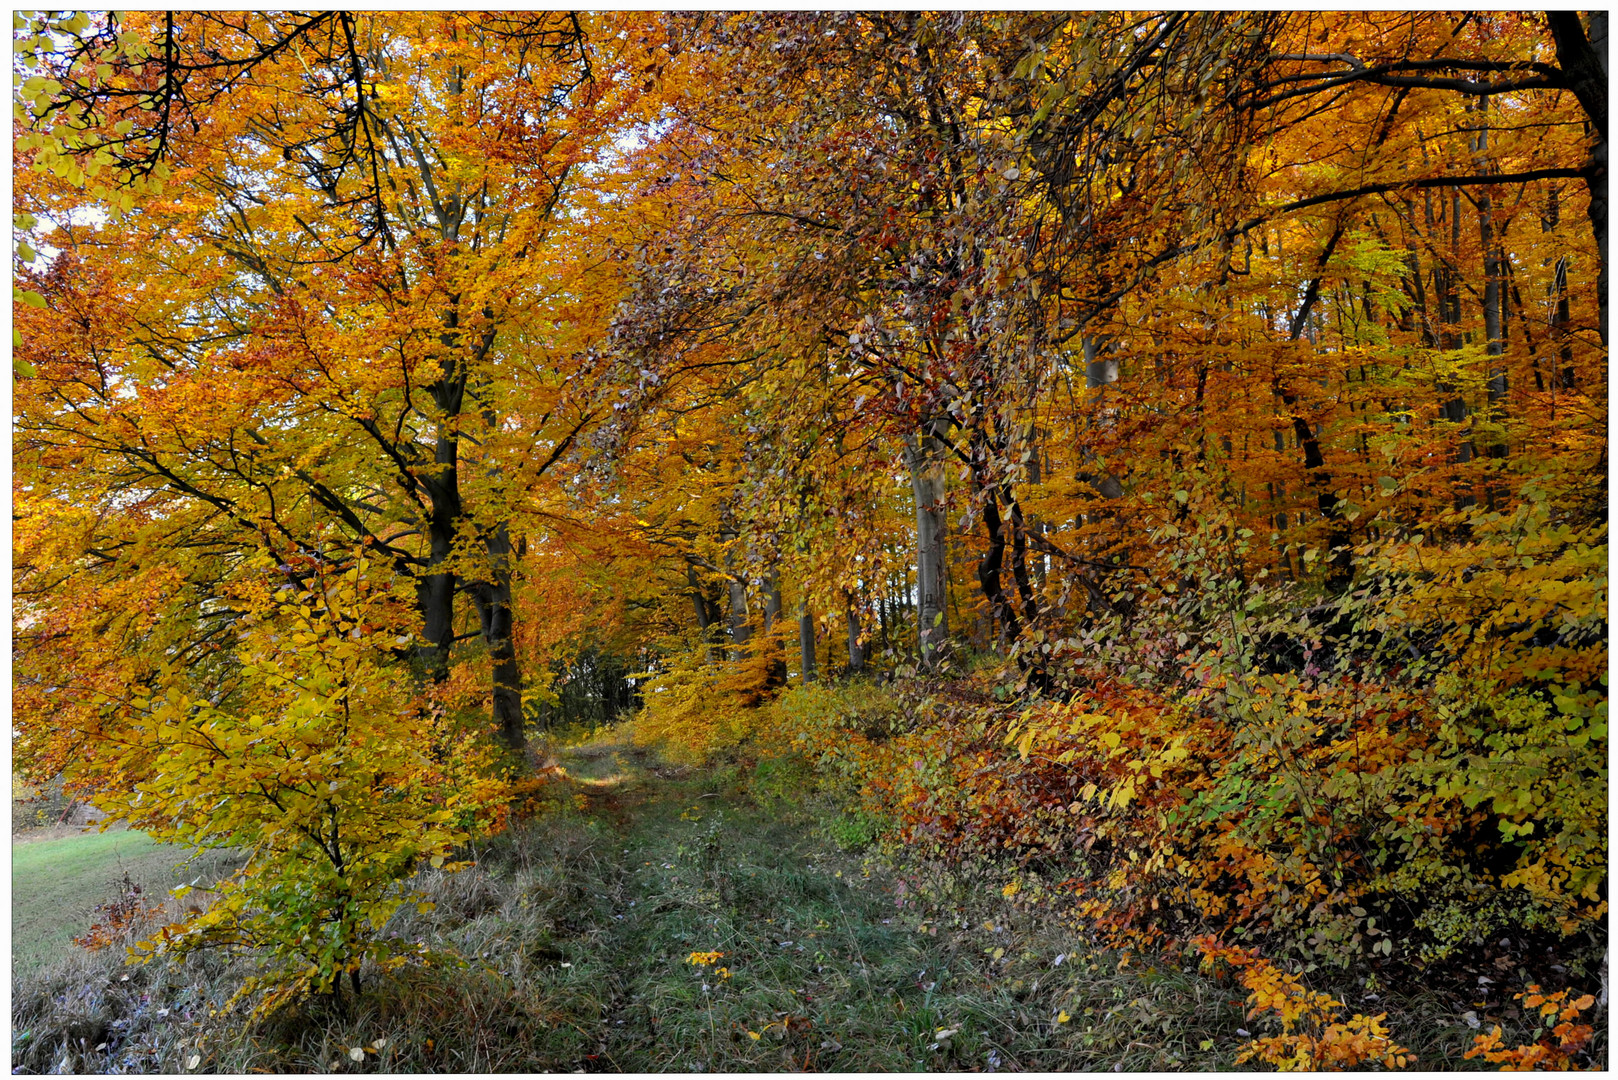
top-left (409, 742), bottom-right (1243, 1072)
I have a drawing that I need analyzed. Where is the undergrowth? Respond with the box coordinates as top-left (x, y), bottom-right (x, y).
top-left (11, 739), bottom-right (1603, 1072)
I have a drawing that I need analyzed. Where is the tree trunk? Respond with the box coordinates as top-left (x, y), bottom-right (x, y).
top-left (798, 602), bottom-right (816, 684)
top-left (762, 572), bottom-right (782, 633)
top-left (473, 522), bottom-right (525, 759)
top-left (1543, 186), bottom-right (1577, 389)
top-left (726, 581), bottom-right (750, 652)
top-left (1082, 336), bottom-right (1124, 499)
top-left (976, 489), bottom-right (1020, 645)
top-left (1277, 223), bottom-right (1353, 587)
top-left (720, 527), bottom-right (750, 656)
top-left (904, 419), bottom-right (950, 669)
top-left (845, 595), bottom-right (866, 674)
top-left (1472, 96), bottom-right (1510, 510)
top-left (1005, 489), bottom-right (1038, 623)
top-left (415, 416), bottom-right (461, 684)
top-left (1550, 10), bottom-right (1608, 347)
top-left (761, 571), bottom-right (788, 689)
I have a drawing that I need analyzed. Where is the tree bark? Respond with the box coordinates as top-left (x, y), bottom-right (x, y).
top-left (726, 585), bottom-right (750, 652)
top-left (472, 524), bottom-right (525, 758)
top-left (1081, 336), bottom-right (1124, 499)
top-left (976, 490), bottom-right (1020, 645)
top-left (688, 564), bottom-right (712, 632)
top-left (798, 601), bottom-right (816, 684)
top-left (904, 418), bottom-right (950, 669)
top-left (761, 571), bottom-right (788, 689)
top-left (1276, 221), bottom-right (1354, 587)
top-left (1471, 96), bottom-right (1511, 512)
top-left (762, 572), bottom-right (782, 633)
top-left (1549, 10), bottom-right (1608, 346)
top-left (845, 594), bottom-right (866, 674)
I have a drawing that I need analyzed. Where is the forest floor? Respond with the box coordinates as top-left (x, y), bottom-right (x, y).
top-left (13, 738), bottom-right (1491, 1073)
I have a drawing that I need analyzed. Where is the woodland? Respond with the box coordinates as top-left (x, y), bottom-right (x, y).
top-left (10, 10), bottom-right (1609, 1072)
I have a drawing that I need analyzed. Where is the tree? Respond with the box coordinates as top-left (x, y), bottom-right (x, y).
top-left (16, 11), bottom-right (656, 759)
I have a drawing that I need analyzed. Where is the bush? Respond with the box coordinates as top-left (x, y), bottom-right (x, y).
top-left (67, 553), bottom-right (509, 1016)
top-left (768, 504), bottom-right (1607, 1005)
top-left (631, 628), bottom-right (790, 763)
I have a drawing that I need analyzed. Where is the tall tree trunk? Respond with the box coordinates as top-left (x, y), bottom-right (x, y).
top-left (1276, 222), bottom-right (1353, 587)
top-left (1543, 186), bottom-right (1577, 389)
top-left (845, 593), bottom-right (866, 674)
top-left (798, 602), bottom-right (816, 684)
top-left (762, 572), bottom-right (782, 632)
top-left (1473, 97), bottom-right (1511, 513)
top-left (726, 578), bottom-right (750, 651)
top-left (1550, 10), bottom-right (1608, 347)
top-left (904, 418), bottom-right (950, 669)
top-left (687, 564), bottom-right (711, 632)
top-left (1005, 488), bottom-right (1038, 623)
top-left (1027, 443), bottom-right (1048, 592)
top-left (1081, 336), bottom-right (1124, 499)
top-left (721, 529), bottom-right (750, 656)
top-left (415, 507), bottom-right (456, 685)
top-left (976, 488), bottom-right (1020, 645)
top-left (415, 375), bottom-right (463, 687)
top-left (878, 588), bottom-right (890, 654)
top-left (761, 571), bottom-right (788, 689)
top-left (473, 524), bottom-right (524, 758)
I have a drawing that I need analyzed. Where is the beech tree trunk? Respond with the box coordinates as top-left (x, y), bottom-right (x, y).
top-left (414, 378), bottom-right (463, 686)
top-left (845, 595), bottom-right (866, 674)
top-left (1082, 337), bottom-right (1125, 499)
top-left (1550, 10), bottom-right (1608, 347)
top-left (976, 490), bottom-right (1017, 645)
top-left (726, 581), bottom-right (750, 653)
top-left (904, 418), bottom-right (950, 669)
top-left (473, 522), bottom-right (525, 757)
top-left (798, 602), bottom-right (816, 684)
top-left (762, 573), bottom-right (782, 632)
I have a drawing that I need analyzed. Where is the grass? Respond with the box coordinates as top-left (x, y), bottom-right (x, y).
top-left (12, 827), bottom-right (241, 975)
top-left (11, 738), bottom-right (1591, 1072)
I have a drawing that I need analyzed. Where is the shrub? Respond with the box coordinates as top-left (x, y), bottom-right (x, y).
top-left (631, 628), bottom-right (789, 763)
top-left (769, 503), bottom-right (1606, 999)
top-left (83, 552), bottom-right (508, 1015)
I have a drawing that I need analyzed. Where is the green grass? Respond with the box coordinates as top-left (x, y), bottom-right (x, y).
top-left (12, 828), bottom-right (241, 975)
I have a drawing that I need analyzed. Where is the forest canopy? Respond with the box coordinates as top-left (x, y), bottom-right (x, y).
top-left (12, 10), bottom-right (1606, 1061)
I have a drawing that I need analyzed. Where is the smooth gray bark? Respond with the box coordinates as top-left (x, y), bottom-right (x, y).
top-left (904, 418), bottom-right (950, 669)
top-left (798, 602), bottom-right (816, 684)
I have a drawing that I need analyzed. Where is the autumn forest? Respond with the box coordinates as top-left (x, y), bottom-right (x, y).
top-left (11, 10), bottom-right (1608, 1072)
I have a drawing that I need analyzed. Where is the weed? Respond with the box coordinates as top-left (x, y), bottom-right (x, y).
top-left (825, 810), bottom-right (886, 852)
